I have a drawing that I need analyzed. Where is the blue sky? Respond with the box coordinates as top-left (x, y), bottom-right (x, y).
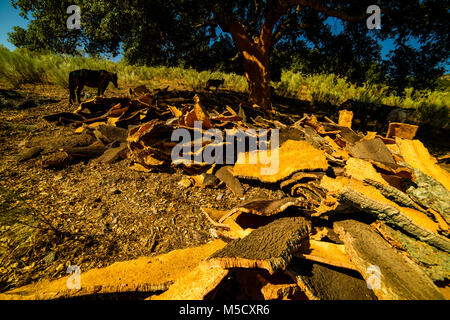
top-left (0, 2), bottom-right (447, 72)
top-left (0, 2), bottom-right (28, 51)
top-left (0, 3), bottom-right (394, 56)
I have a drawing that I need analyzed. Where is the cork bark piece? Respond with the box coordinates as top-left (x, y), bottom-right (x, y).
top-left (386, 122), bottom-right (418, 140)
top-left (294, 239), bottom-right (358, 271)
top-left (201, 207), bottom-right (253, 240)
top-left (321, 123), bottom-right (363, 144)
top-left (279, 172), bottom-right (324, 190)
top-left (150, 262), bottom-right (228, 300)
top-left (373, 222), bottom-right (450, 282)
top-left (320, 176), bottom-right (448, 252)
top-left (334, 219), bottom-right (445, 300)
top-left (233, 139), bottom-right (328, 183)
top-left (127, 119), bottom-right (173, 148)
top-left (0, 240), bottom-right (227, 300)
top-left (363, 179), bottom-right (426, 212)
top-left (405, 167), bottom-right (450, 225)
top-left (234, 269), bottom-right (302, 300)
top-left (344, 158), bottom-right (387, 185)
top-left (182, 95), bottom-right (213, 130)
top-left (214, 166), bottom-right (244, 198)
top-left (208, 217), bottom-right (311, 274)
top-left (234, 198), bottom-right (298, 216)
top-left (338, 110), bottom-right (353, 128)
top-left (323, 136), bottom-right (350, 160)
top-left (79, 97), bottom-right (131, 115)
top-left (286, 258), bottom-right (377, 300)
top-left (339, 188), bottom-right (450, 253)
top-left (346, 138), bottom-right (396, 167)
top-left (396, 138), bottom-right (450, 190)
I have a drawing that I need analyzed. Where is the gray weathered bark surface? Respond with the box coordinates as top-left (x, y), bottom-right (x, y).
top-left (286, 258), bottom-right (377, 300)
top-left (334, 219), bottom-right (445, 300)
top-left (375, 222), bottom-right (450, 282)
top-left (208, 217), bottom-right (310, 274)
top-left (338, 188), bottom-right (450, 253)
top-left (215, 166), bottom-right (244, 198)
top-left (405, 168), bottom-right (450, 224)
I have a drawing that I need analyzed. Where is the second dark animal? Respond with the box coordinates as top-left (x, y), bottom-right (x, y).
top-left (206, 79), bottom-right (224, 91)
top-left (69, 69), bottom-right (118, 105)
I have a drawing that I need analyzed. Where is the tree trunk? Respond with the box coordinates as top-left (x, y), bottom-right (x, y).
top-left (222, 20), bottom-right (273, 111)
top-left (209, 1), bottom-right (278, 111)
top-left (241, 48), bottom-right (272, 111)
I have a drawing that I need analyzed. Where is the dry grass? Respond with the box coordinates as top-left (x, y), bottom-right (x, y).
top-left (1, 46), bottom-right (448, 127)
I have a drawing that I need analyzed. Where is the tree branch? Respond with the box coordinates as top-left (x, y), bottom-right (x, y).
top-left (272, 5), bottom-right (305, 45)
top-left (298, 0), bottom-right (369, 23)
top-left (203, 0), bottom-right (253, 52)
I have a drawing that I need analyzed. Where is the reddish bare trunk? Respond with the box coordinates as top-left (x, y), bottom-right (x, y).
top-left (242, 49), bottom-right (272, 110)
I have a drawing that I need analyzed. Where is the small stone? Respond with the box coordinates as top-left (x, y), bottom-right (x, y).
top-left (216, 192), bottom-right (224, 201)
top-left (43, 252), bottom-right (56, 265)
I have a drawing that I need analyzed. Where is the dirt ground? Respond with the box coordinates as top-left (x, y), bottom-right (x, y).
top-left (0, 83), bottom-right (287, 293)
top-left (0, 82), bottom-right (448, 294)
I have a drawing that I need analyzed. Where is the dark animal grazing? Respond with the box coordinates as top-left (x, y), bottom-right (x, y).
top-left (206, 79), bottom-right (224, 91)
top-left (69, 69), bottom-right (118, 105)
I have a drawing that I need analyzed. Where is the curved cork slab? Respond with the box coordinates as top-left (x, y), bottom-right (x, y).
top-left (0, 240), bottom-right (226, 300)
top-left (286, 258), bottom-right (377, 300)
top-left (344, 158), bottom-right (387, 185)
top-left (346, 138), bottom-right (396, 167)
top-left (233, 140), bottom-right (328, 183)
top-left (386, 123), bottom-right (418, 140)
top-left (234, 269), bottom-right (302, 300)
top-left (150, 262), bottom-right (228, 300)
top-left (294, 239), bottom-right (358, 271)
top-left (234, 198), bottom-right (298, 216)
top-left (334, 220), bottom-right (445, 300)
top-left (201, 207), bottom-right (253, 240)
top-left (320, 176), bottom-right (449, 252)
top-left (396, 138), bottom-right (450, 190)
top-left (374, 222), bottom-right (450, 282)
top-left (208, 217), bottom-right (311, 274)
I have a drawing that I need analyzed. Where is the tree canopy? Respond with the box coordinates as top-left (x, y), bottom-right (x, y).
top-left (8, 0), bottom-right (449, 105)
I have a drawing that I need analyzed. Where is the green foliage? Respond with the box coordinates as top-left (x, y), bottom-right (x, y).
top-left (0, 45), bottom-right (118, 88)
top-left (1, 47), bottom-right (447, 127)
top-left (0, 46), bottom-right (46, 87)
top-left (8, 0), bottom-right (449, 95)
top-left (0, 46), bottom-right (248, 91)
top-left (277, 70), bottom-right (449, 127)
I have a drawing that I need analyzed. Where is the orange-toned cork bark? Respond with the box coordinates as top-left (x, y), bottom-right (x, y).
top-left (0, 240), bottom-right (227, 300)
top-left (294, 239), bottom-right (358, 271)
top-left (150, 262), bottom-right (228, 300)
top-left (233, 139), bottom-right (328, 183)
top-left (396, 138), bottom-right (450, 190)
top-left (344, 158), bottom-right (388, 185)
top-left (321, 176), bottom-right (442, 235)
top-left (208, 217), bottom-right (311, 274)
top-left (338, 110), bottom-right (353, 128)
top-left (334, 220), bottom-right (445, 300)
top-left (386, 122), bottom-right (418, 140)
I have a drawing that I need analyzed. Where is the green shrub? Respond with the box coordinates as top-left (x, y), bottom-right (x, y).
top-left (0, 46), bottom-right (448, 127)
